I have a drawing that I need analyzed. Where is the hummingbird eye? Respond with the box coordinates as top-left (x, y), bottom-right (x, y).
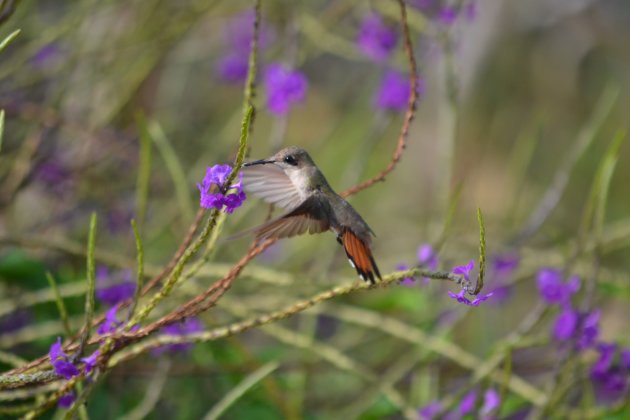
top-left (283, 155), bottom-right (298, 166)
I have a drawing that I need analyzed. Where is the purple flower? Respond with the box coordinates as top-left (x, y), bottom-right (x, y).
top-left (34, 159), bottom-right (74, 194)
top-left (374, 70), bottom-right (410, 112)
top-left (31, 43), bottom-right (64, 69)
top-left (448, 289), bottom-right (493, 307)
top-left (95, 266), bottom-right (136, 307)
top-left (356, 14), bottom-right (397, 62)
top-left (223, 10), bottom-right (273, 53)
top-left (58, 392), bottom-right (76, 409)
top-left (418, 244), bottom-right (439, 270)
top-left (458, 390), bottom-right (478, 416)
top-left (465, 1), bottom-right (477, 21)
top-left (49, 337), bottom-right (80, 379)
top-left (438, 7), bottom-right (458, 25)
top-left (552, 306), bottom-right (599, 350)
top-left (397, 263), bottom-right (415, 286)
top-left (453, 260), bottom-right (475, 281)
top-left (97, 306), bottom-right (123, 335)
top-left (577, 310), bottom-right (600, 350)
top-left (81, 350), bottom-right (101, 374)
top-left (154, 318), bottom-right (204, 355)
top-left (197, 165), bottom-right (246, 213)
top-left (480, 388), bottom-right (501, 416)
top-left (491, 254), bottom-right (519, 280)
top-left (592, 343), bottom-right (617, 374)
top-left (264, 63), bottom-right (308, 115)
top-left (0, 309), bottom-right (32, 334)
top-left (216, 11), bottom-right (273, 83)
top-left (536, 268), bottom-right (580, 305)
top-left (553, 306), bottom-right (579, 341)
top-left (419, 401), bottom-right (442, 419)
top-left (590, 343), bottom-right (629, 403)
top-left (216, 53), bottom-right (249, 82)
top-left (621, 349), bottom-right (630, 369)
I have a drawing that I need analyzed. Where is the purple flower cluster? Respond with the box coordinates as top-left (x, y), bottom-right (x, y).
top-left (419, 387), bottom-right (500, 419)
top-left (590, 343), bottom-right (630, 403)
top-left (448, 260), bottom-right (494, 306)
top-left (197, 164), bottom-right (246, 213)
top-left (397, 243), bottom-right (439, 286)
top-left (95, 266), bottom-right (136, 307)
top-left (535, 268), bottom-right (601, 348)
top-left (264, 64), bottom-right (308, 116)
top-left (216, 11), bottom-right (273, 83)
top-left (153, 317), bottom-right (204, 355)
top-left (49, 337), bottom-right (102, 408)
top-left (356, 13), bottom-right (397, 62)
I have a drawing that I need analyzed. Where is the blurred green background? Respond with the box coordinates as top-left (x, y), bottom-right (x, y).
top-left (1, 0), bottom-right (630, 418)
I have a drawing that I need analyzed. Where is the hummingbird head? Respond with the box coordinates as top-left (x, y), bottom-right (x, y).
top-left (245, 146), bottom-right (315, 173)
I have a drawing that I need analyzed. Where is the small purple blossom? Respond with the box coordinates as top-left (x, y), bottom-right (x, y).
top-left (49, 337), bottom-right (80, 379)
top-left (216, 53), bottom-right (249, 82)
top-left (397, 263), bottom-right (415, 286)
top-left (95, 266), bottom-right (136, 307)
top-left (97, 306), bottom-right (123, 335)
top-left (419, 401), bottom-right (442, 419)
top-left (448, 289), bottom-right (493, 307)
top-left (553, 306), bottom-right (579, 341)
top-left (31, 43), bottom-right (64, 69)
top-left (438, 7), bottom-right (458, 25)
top-left (458, 390), bottom-right (477, 416)
top-left (577, 310), bottom-right (600, 350)
top-left (552, 306), bottom-right (599, 350)
top-left (81, 350), bottom-right (101, 374)
top-left (154, 318), bottom-right (204, 355)
top-left (356, 13), bottom-right (397, 62)
top-left (197, 165), bottom-right (246, 213)
top-left (223, 10), bottom-right (273, 53)
top-left (264, 63), bottom-right (308, 115)
top-left (621, 349), bottom-right (630, 369)
top-left (58, 392), bottom-right (76, 409)
top-left (0, 310), bottom-right (32, 334)
top-left (418, 244), bottom-right (439, 270)
top-left (216, 11), bottom-right (273, 83)
top-left (536, 268), bottom-right (580, 305)
top-left (453, 260), bottom-right (475, 281)
top-left (590, 343), bottom-right (629, 403)
top-left (480, 388), bottom-right (501, 416)
top-left (374, 69), bottom-right (411, 112)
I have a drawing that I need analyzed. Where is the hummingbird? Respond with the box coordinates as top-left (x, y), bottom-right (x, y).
top-left (241, 146), bottom-right (381, 283)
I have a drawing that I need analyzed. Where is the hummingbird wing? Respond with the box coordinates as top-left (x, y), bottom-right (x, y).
top-left (253, 196), bottom-right (331, 240)
top-left (241, 164), bottom-right (303, 210)
top-left (339, 228), bottom-right (381, 284)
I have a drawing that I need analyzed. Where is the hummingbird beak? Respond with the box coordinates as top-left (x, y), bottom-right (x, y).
top-left (244, 159), bottom-right (275, 167)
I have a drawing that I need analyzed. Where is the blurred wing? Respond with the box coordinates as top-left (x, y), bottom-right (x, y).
top-left (340, 228), bottom-right (381, 284)
top-left (254, 196), bottom-right (330, 240)
top-left (242, 164), bottom-right (303, 209)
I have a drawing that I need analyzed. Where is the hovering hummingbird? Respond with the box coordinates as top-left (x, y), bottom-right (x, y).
top-left (241, 146), bottom-right (381, 283)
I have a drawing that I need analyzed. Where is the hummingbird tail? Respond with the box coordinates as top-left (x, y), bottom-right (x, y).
top-left (340, 228), bottom-right (381, 284)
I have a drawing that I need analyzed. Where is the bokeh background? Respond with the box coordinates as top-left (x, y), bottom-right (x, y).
top-left (1, 0), bottom-right (630, 418)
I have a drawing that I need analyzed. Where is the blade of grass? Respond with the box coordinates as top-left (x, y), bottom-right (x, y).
top-left (45, 272), bottom-right (72, 337)
top-left (203, 361), bottom-right (279, 420)
top-left (0, 109), bottom-right (4, 153)
top-left (75, 213), bottom-right (97, 360)
top-left (126, 219), bottom-right (145, 323)
top-left (0, 29), bottom-right (20, 53)
top-left (513, 85), bottom-right (619, 243)
top-left (134, 113), bottom-right (153, 230)
top-left (147, 120), bottom-right (194, 222)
